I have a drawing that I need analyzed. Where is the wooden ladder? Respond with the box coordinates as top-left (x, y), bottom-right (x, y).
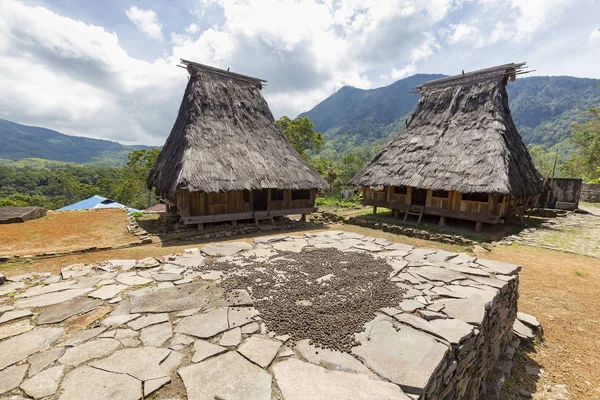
top-left (404, 206), bottom-right (425, 225)
top-left (254, 211), bottom-right (275, 227)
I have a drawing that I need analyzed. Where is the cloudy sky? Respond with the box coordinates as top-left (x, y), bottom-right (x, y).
top-left (0, 0), bottom-right (599, 145)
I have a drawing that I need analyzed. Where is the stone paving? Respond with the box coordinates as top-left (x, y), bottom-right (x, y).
top-left (0, 231), bottom-right (521, 399)
top-left (505, 209), bottom-right (600, 258)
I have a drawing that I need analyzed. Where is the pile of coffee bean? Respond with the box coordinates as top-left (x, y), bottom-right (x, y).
top-left (201, 248), bottom-right (405, 352)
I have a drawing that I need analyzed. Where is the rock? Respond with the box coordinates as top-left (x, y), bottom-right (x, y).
top-left (398, 299), bottom-right (425, 313)
top-left (476, 259), bottom-right (520, 275)
top-left (241, 322), bottom-right (260, 334)
top-left (88, 284), bottom-right (127, 300)
top-left (20, 365), bottom-right (64, 399)
top-left (144, 376), bottom-right (170, 397)
top-left (59, 365), bottom-right (142, 400)
top-left (60, 327), bottom-right (107, 347)
top-left (394, 313), bottom-right (473, 345)
top-left (0, 320), bottom-right (34, 340)
top-left (237, 335), bottom-right (282, 368)
top-left (386, 243), bottom-right (414, 252)
top-left (432, 297), bottom-right (488, 325)
top-left (0, 327), bottom-right (64, 370)
top-left (135, 257), bottom-right (160, 268)
top-left (175, 307), bottom-right (229, 338)
top-left (176, 308), bottom-right (201, 317)
top-left (14, 288), bottom-right (93, 308)
top-left (513, 319), bottom-right (535, 341)
top-left (170, 254), bottom-right (205, 268)
top-left (191, 340), bottom-right (227, 363)
top-left (0, 273), bottom-right (5, 284)
top-left (140, 322), bottom-right (173, 347)
top-left (0, 281), bottom-right (25, 297)
top-left (426, 251), bottom-right (458, 262)
top-left (0, 364), bottom-right (28, 395)
top-left (153, 273), bottom-right (182, 282)
top-left (408, 266), bottom-right (467, 283)
top-left (102, 314), bottom-right (141, 327)
top-left (219, 327), bottom-right (241, 347)
top-left (517, 312), bottom-right (541, 329)
top-left (295, 339), bottom-right (372, 375)
top-left (116, 274), bottom-right (153, 286)
top-left (201, 242), bottom-right (252, 257)
top-left (273, 358), bottom-right (411, 400)
top-left (27, 348), bottom-right (65, 376)
top-left (14, 281), bottom-right (76, 299)
top-left (352, 316), bottom-right (448, 396)
top-left (59, 338), bottom-right (120, 366)
top-left (37, 297), bottom-right (102, 325)
top-left (61, 264), bottom-right (92, 279)
top-left (228, 306), bottom-right (260, 328)
top-left (90, 347), bottom-right (174, 381)
top-left (128, 282), bottom-right (228, 313)
top-left (128, 313), bottom-right (169, 330)
top-left (179, 351), bottom-right (272, 400)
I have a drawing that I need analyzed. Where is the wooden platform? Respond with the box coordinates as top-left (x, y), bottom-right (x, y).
top-left (0, 207), bottom-right (47, 224)
top-left (181, 207), bottom-right (318, 225)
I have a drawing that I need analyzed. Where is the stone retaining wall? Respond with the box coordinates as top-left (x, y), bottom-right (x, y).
top-left (427, 274), bottom-right (519, 399)
top-left (581, 183), bottom-right (600, 203)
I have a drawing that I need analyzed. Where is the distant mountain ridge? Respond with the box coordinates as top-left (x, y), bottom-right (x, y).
top-left (0, 119), bottom-right (152, 166)
top-left (300, 74), bottom-right (600, 154)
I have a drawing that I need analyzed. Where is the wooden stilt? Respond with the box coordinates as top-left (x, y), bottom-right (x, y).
top-left (373, 206), bottom-right (378, 215)
top-left (439, 216), bottom-right (446, 227)
top-left (197, 223), bottom-right (204, 231)
top-left (475, 221), bottom-right (483, 233)
top-left (232, 220), bottom-right (237, 227)
top-left (394, 210), bottom-right (399, 219)
top-left (300, 214), bottom-right (306, 222)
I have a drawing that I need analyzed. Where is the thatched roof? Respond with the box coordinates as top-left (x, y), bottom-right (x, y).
top-left (148, 60), bottom-right (329, 195)
top-left (351, 63), bottom-right (544, 197)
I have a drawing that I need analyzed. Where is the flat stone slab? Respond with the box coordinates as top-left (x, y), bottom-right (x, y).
top-left (20, 365), bottom-right (64, 399)
top-left (352, 316), bottom-right (448, 395)
top-left (220, 327), bottom-right (241, 347)
top-left (513, 319), bottom-right (535, 340)
top-left (60, 327), bottom-right (107, 347)
top-left (394, 313), bottom-right (473, 345)
top-left (408, 266), bottom-right (467, 283)
top-left (116, 274), bottom-right (153, 286)
top-left (295, 339), bottom-right (372, 375)
top-left (102, 314), bottom-right (141, 327)
top-left (0, 319), bottom-right (34, 340)
top-left (273, 358), bottom-right (411, 400)
top-left (140, 322), bottom-right (172, 347)
top-left (27, 347), bottom-right (65, 376)
top-left (201, 242), bottom-right (252, 257)
top-left (14, 288), bottom-right (93, 309)
top-left (37, 297), bottom-right (102, 325)
top-left (129, 282), bottom-right (228, 313)
top-left (228, 306), bottom-right (260, 328)
top-left (59, 338), bottom-right (120, 366)
top-left (170, 254), bottom-right (205, 268)
top-left (0, 364), bottom-right (28, 395)
top-left (128, 313), bottom-right (169, 330)
top-left (88, 284), bottom-right (127, 300)
top-left (179, 351), bottom-right (272, 400)
top-left (476, 259), bottom-right (520, 275)
top-left (191, 340), bottom-right (227, 363)
top-left (61, 264), bottom-right (93, 279)
top-left (91, 347), bottom-right (173, 381)
top-left (0, 309), bottom-right (32, 324)
top-left (237, 335), bottom-right (281, 368)
top-left (59, 365), bottom-right (142, 400)
top-left (153, 273), bottom-right (182, 282)
top-left (517, 312), bottom-right (541, 329)
top-left (144, 376), bottom-right (170, 397)
top-left (175, 307), bottom-right (229, 338)
top-left (14, 281), bottom-right (76, 299)
top-left (432, 297), bottom-right (488, 326)
top-left (0, 281), bottom-right (25, 296)
top-left (0, 327), bottom-right (64, 370)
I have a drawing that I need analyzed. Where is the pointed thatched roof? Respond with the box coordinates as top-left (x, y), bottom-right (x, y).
top-left (350, 63), bottom-right (544, 197)
top-left (148, 59), bottom-right (329, 195)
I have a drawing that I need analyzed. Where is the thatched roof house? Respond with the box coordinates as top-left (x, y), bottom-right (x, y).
top-left (148, 60), bottom-right (328, 227)
top-left (350, 63), bottom-right (543, 231)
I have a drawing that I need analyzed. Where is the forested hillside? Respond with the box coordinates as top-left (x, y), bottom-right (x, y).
top-left (0, 119), bottom-right (152, 166)
top-left (301, 75), bottom-right (600, 155)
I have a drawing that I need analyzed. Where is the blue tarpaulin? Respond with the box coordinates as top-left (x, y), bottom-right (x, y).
top-left (58, 195), bottom-right (138, 213)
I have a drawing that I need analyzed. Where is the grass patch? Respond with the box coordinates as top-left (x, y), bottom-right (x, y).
top-left (574, 270), bottom-right (588, 277)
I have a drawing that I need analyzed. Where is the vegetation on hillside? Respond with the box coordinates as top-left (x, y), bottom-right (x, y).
top-left (0, 119), bottom-right (153, 166)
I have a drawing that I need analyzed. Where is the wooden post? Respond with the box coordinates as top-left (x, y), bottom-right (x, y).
top-left (439, 216), bottom-right (446, 227)
top-left (475, 221), bottom-right (483, 233)
top-left (373, 206), bottom-right (377, 215)
top-left (393, 210), bottom-right (399, 219)
top-left (300, 214), bottom-right (306, 222)
top-left (197, 223), bottom-right (204, 231)
top-left (232, 220), bottom-right (237, 227)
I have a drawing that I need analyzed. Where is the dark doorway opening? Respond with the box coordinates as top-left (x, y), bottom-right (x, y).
top-left (411, 188), bottom-right (427, 206)
top-left (253, 189), bottom-right (269, 211)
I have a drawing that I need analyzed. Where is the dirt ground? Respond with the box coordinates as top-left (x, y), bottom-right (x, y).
top-left (1, 221), bottom-right (599, 398)
top-left (0, 209), bottom-right (135, 257)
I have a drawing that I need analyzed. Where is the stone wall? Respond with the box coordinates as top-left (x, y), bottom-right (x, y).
top-left (581, 183), bottom-right (600, 203)
top-left (427, 274), bottom-right (519, 399)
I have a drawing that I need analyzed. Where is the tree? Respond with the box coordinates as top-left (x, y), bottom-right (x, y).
top-left (569, 107), bottom-right (600, 181)
top-left (111, 148), bottom-right (161, 209)
top-left (277, 116), bottom-right (323, 159)
top-left (529, 145), bottom-right (553, 177)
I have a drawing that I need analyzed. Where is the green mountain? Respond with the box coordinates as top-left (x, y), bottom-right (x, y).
top-left (0, 119), bottom-right (152, 166)
top-left (301, 75), bottom-right (600, 154)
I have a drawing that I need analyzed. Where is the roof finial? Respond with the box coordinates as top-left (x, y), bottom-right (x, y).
top-left (227, 67), bottom-right (230, 71)
top-left (462, 70), bottom-right (464, 75)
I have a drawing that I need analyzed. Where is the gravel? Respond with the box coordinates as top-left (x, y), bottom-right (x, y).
top-left (198, 248), bottom-right (405, 352)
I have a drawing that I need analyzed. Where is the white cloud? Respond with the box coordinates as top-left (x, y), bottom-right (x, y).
top-left (509, 0), bottom-right (573, 41)
top-left (591, 28), bottom-right (600, 42)
top-left (186, 23), bottom-right (201, 34)
top-left (447, 23), bottom-right (484, 47)
top-left (125, 6), bottom-right (164, 41)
